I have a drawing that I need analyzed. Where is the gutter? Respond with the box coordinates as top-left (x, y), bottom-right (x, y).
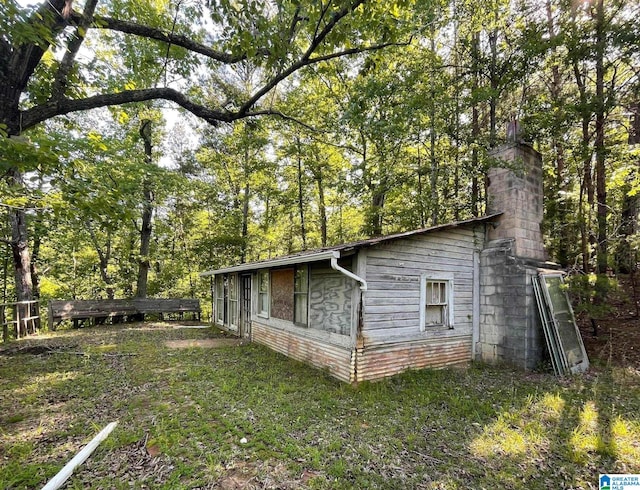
top-left (330, 251), bottom-right (367, 291)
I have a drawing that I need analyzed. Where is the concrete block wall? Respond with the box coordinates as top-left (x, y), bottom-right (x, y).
top-left (478, 240), bottom-right (543, 370)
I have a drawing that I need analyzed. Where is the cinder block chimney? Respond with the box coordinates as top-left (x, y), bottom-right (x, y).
top-left (486, 142), bottom-right (546, 261)
top-left (477, 139), bottom-right (548, 370)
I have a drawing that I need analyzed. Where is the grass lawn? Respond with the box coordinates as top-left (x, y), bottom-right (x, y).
top-left (1, 322), bottom-right (639, 489)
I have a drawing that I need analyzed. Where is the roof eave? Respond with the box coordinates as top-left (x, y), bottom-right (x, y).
top-left (199, 250), bottom-right (340, 277)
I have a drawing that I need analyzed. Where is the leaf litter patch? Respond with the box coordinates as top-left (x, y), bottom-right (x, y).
top-left (78, 435), bottom-right (174, 488)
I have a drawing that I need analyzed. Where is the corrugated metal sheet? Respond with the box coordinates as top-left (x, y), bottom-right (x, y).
top-left (252, 322), bottom-right (354, 383)
top-left (355, 336), bottom-right (472, 382)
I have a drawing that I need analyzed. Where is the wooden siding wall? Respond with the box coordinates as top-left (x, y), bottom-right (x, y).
top-left (252, 321), bottom-right (354, 382)
top-left (362, 227), bottom-right (482, 346)
top-left (309, 267), bottom-right (353, 336)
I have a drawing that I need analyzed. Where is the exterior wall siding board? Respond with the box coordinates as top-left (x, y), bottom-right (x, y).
top-left (252, 321), bottom-right (353, 382)
top-left (356, 336), bottom-right (472, 382)
top-left (363, 326), bottom-right (467, 343)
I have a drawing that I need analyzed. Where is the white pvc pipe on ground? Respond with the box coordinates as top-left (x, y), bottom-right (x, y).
top-left (41, 421), bottom-right (118, 490)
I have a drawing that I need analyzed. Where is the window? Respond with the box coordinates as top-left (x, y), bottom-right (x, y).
top-left (294, 265), bottom-right (309, 326)
top-left (421, 275), bottom-right (453, 330)
top-left (215, 275), bottom-right (225, 324)
top-left (258, 270), bottom-right (269, 317)
top-left (229, 273), bottom-right (238, 329)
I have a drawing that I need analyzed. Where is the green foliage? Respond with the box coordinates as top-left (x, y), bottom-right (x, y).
top-left (567, 273), bottom-right (617, 319)
top-left (1, 325), bottom-right (639, 488)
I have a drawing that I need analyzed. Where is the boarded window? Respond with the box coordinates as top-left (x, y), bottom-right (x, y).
top-left (294, 266), bottom-right (309, 326)
top-left (258, 270), bottom-right (269, 317)
top-left (271, 268), bottom-right (294, 321)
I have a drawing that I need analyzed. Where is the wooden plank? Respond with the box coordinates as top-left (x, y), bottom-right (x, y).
top-left (362, 328), bottom-right (472, 344)
top-left (372, 234), bottom-right (478, 254)
top-left (364, 296), bottom-right (420, 306)
top-left (365, 289), bottom-right (420, 299)
top-left (367, 259), bottom-right (475, 273)
top-left (48, 299), bottom-right (201, 322)
top-left (365, 304), bottom-right (419, 314)
top-left (367, 247), bottom-right (475, 263)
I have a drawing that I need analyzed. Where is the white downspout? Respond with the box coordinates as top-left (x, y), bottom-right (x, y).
top-left (330, 252), bottom-right (367, 291)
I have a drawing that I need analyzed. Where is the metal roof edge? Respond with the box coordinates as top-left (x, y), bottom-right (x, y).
top-left (199, 250), bottom-right (340, 277)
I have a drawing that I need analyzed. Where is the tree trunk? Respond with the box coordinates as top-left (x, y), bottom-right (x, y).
top-left (314, 168), bottom-right (328, 247)
top-left (370, 185), bottom-right (386, 237)
top-left (572, 56), bottom-right (594, 272)
top-left (136, 120), bottom-right (154, 299)
top-left (488, 25), bottom-right (498, 148)
top-left (594, 0), bottom-right (607, 275)
top-left (85, 223), bottom-right (115, 300)
top-left (416, 149), bottom-right (426, 228)
top-left (428, 35), bottom-right (439, 226)
top-left (2, 250), bottom-right (8, 304)
top-left (452, 11), bottom-right (461, 222)
top-left (240, 180), bottom-right (250, 262)
top-left (296, 137), bottom-right (307, 250)
top-left (545, 0), bottom-right (571, 266)
top-left (471, 31), bottom-right (481, 218)
top-left (429, 126), bottom-right (438, 226)
top-left (7, 169), bottom-right (33, 302)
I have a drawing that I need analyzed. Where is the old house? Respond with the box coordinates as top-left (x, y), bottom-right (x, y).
top-left (201, 142), bottom-right (560, 382)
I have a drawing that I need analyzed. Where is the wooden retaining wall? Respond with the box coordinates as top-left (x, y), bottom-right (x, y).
top-left (252, 321), bottom-right (354, 383)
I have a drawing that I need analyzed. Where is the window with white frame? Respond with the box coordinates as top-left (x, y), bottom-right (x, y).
top-left (294, 265), bottom-right (309, 326)
top-left (421, 275), bottom-right (454, 330)
top-left (258, 270), bottom-right (269, 317)
top-left (229, 273), bottom-right (239, 328)
top-left (215, 275), bottom-right (225, 324)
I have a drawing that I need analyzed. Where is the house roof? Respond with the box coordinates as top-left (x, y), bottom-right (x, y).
top-left (200, 213), bottom-right (502, 277)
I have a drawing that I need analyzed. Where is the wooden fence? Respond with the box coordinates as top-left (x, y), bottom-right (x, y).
top-left (1, 300), bottom-right (41, 342)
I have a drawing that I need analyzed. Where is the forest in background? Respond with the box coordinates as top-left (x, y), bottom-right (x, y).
top-left (1, 0), bottom-right (639, 312)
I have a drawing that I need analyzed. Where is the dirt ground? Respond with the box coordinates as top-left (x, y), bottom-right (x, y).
top-left (577, 274), bottom-right (640, 369)
top-left (165, 338), bottom-right (245, 349)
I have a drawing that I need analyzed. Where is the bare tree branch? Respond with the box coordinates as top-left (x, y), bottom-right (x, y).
top-left (20, 39), bottom-right (406, 132)
top-left (51, 0), bottom-right (99, 100)
top-left (72, 12), bottom-right (255, 64)
top-left (156, 0), bottom-right (183, 87)
top-left (237, 0), bottom-right (370, 116)
top-left (10, 0), bottom-right (72, 91)
top-left (20, 88), bottom-right (229, 129)
top-left (244, 109), bottom-right (326, 133)
top-left (306, 41), bottom-right (408, 65)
